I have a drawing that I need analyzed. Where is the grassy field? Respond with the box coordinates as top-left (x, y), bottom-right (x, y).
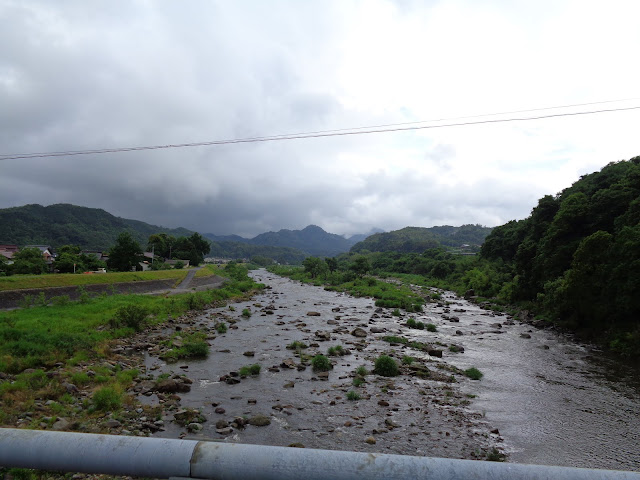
top-left (0, 264), bottom-right (259, 374)
top-left (0, 269), bottom-right (196, 291)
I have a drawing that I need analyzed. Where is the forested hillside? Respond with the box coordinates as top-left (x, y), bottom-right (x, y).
top-left (481, 156), bottom-right (640, 354)
top-left (350, 225), bottom-right (492, 253)
top-left (0, 204), bottom-right (193, 250)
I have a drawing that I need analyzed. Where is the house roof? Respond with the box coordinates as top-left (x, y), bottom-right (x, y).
top-left (24, 245), bottom-right (53, 253)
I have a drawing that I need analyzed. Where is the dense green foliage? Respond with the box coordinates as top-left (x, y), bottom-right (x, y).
top-left (374, 355), bottom-right (399, 377)
top-left (107, 232), bottom-right (143, 272)
top-left (479, 157), bottom-right (640, 354)
top-left (350, 225), bottom-right (492, 253)
top-left (10, 247), bottom-right (48, 275)
top-left (311, 354), bottom-right (332, 372)
top-left (148, 232), bottom-right (210, 266)
top-left (0, 203), bottom-right (193, 250)
top-left (269, 159), bottom-right (640, 357)
top-left (54, 245), bottom-right (106, 273)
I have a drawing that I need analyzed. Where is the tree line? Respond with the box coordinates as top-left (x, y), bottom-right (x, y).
top-left (293, 157), bottom-right (640, 357)
top-left (0, 231), bottom-right (211, 275)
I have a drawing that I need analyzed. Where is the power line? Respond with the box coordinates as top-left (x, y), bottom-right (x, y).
top-left (1, 103), bottom-right (639, 161)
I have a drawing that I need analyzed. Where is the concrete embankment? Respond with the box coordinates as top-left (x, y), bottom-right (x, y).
top-left (0, 274), bottom-right (226, 309)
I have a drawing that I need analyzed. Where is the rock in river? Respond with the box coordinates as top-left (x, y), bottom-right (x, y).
top-left (351, 327), bottom-right (367, 338)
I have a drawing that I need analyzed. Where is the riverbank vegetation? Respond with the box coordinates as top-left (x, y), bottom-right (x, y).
top-left (0, 262), bottom-right (262, 433)
top-left (269, 263), bottom-right (425, 312)
top-left (270, 157), bottom-right (640, 357)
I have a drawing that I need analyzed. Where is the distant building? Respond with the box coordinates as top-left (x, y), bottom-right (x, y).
top-left (82, 250), bottom-right (109, 263)
top-left (24, 245), bottom-right (55, 263)
top-left (0, 244), bottom-right (19, 263)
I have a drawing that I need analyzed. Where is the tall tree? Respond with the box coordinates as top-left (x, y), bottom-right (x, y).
top-left (108, 232), bottom-right (143, 272)
top-left (147, 233), bottom-right (175, 259)
top-left (303, 257), bottom-right (328, 278)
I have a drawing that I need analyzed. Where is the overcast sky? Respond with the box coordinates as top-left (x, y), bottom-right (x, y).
top-left (1, 1), bottom-right (639, 238)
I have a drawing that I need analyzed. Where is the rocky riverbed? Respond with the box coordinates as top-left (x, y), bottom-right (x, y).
top-left (26, 269), bottom-right (640, 472)
top-left (98, 270), bottom-right (505, 461)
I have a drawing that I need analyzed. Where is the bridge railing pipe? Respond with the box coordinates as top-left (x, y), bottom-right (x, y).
top-left (1, 428), bottom-right (639, 480)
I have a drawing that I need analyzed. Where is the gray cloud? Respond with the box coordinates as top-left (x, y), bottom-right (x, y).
top-left (1, 0), bottom-right (639, 238)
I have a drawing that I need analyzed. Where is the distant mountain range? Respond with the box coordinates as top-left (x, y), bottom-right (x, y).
top-left (205, 225), bottom-right (384, 258)
top-left (0, 204), bottom-right (380, 259)
top-left (0, 203), bottom-right (492, 261)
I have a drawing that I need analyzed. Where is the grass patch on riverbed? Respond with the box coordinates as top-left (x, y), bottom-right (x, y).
top-left (239, 364), bottom-right (261, 376)
top-left (464, 367), bottom-right (483, 380)
top-left (268, 266), bottom-right (424, 312)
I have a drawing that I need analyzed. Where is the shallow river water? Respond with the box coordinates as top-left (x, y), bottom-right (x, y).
top-left (146, 270), bottom-right (640, 471)
top-left (436, 291), bottom-right (640, 470)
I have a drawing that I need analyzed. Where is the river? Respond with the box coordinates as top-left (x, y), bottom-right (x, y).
top-left (435, 291), bottom-right (640, 470)
top-left (145, 270), bottom-right (640, 471)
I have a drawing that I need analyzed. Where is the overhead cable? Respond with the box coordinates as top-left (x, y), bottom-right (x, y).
top-left (1, 103), bottom-right (639, 161)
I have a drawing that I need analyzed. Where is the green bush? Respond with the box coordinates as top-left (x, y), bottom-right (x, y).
top-left (50, 295), bottom-right (71, 307)
top-left (216, 322), bottom-right (228, 334)
top-left (346, 390), bottom-right (361, 401)
top-left (239, 364), bottom-right (261, 376)
top-left (327, 345), bottom-right (344, 356)
top-left (402, 355), bottom-right (414, 365)
top-left (311, 354), bottom-right (332, 372)
top-left (355, 365), bottom-right (368, 376)
top-left (241, 308), bottom-right (251, 317)
top-left (426, 323), bottom-right (437, 332)
top-left (92, 386), bottom-right (122, 411)
top-left (182, 340), bottom-right (209, 358)
top-left (287, 341), bottom-right (308, 350)
top-left (392, 308), bottom-right (401, 316)
top-left (406, 318), bottom-right (425, 330)
top-left (110, 305), bottom-right (149, 331)
top-left (374, 355), bottom-right (399, 377)
top-left (464, 367), bottom-right (483, 380)
top-left (352, 377), bottom-right (364, 387)
top-left (382, 335), bottom-right (408, 344)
